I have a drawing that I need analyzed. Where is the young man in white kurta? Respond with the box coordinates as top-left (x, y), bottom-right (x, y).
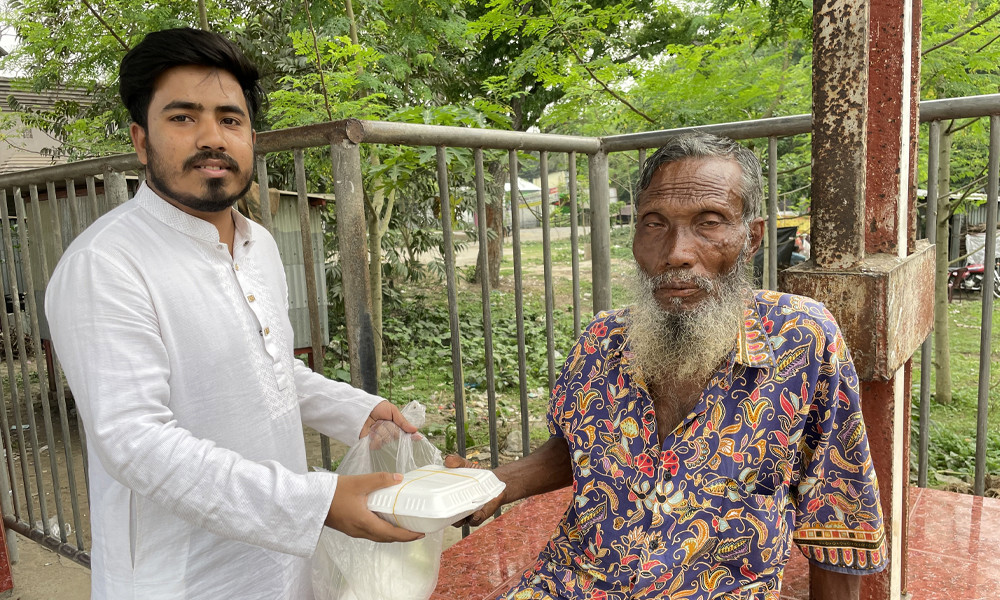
top-left (45, 27), bottom-right (419, 599)
top-left (48, 184), bottom-right (381, 597)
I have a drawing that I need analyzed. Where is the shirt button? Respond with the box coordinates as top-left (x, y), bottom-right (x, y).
top-left (234, 264), bottom-right (240, 271)
top-left (248, 295), bottom-right (255, 302)
top-left (264, 327), bottom-right (270, 335)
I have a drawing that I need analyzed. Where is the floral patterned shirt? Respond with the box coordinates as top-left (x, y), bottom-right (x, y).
top-left (503, 291), bottom-right (887, 600)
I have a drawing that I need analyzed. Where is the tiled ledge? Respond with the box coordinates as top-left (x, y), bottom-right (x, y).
top-left (432, 486), bottom-right (1000, 599)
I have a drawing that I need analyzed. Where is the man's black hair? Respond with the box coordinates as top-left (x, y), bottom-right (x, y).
top-left (119, 27), bottom-right (264, 129)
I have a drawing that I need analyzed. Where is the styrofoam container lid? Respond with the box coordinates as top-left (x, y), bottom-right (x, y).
top-left (367, 464), bottom-right (506, 534)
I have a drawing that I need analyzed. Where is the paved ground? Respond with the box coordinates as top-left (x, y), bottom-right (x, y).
top-left (8, 535), bottom-right (90, 600)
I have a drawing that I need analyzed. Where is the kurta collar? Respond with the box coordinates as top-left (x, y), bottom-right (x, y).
top-left (134, 182), bottom-right (254, 246)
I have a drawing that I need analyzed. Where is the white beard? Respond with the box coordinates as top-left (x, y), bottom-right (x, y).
top-left (625, 247), bottom-right (753, 385)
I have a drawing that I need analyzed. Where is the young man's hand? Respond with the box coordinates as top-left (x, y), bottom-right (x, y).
top-left (360, 400), bottom-right (418, 438)
top-left (325, 472), bottom-right (424, 542)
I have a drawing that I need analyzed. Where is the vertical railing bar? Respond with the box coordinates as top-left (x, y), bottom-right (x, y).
top-left (65, 179), bottom-right (82, 239)
top-left (588, 151), bottom-right (612, 312)
top-left (45, 179), bottom-right (89, 506)
top-left (470, 150), bottom-right (495, 466)
top-left (293, 148), bottom-right (331, 470)
top-left (49, 347), bottom-right (86, 546)
top-left (974, 116), bottom-right (999, 496)
top-left (538, 153), bottom-right (555, 458)
top-left (47, 182), bottom-right (65, 253)
top-left (0, 243), bottom-right (23, 524)
top-left (918, 121), bottom-right (939, 488)
top-left (0, 187), bottom-right (29, 527)
top-left (435, 147), bottom-right (475, 465)
top-left (85, 176), bottom-right (99, 226)
top-left (568, 152), bottom-right (581, 339)
top-left (103, 169), bottom-right (129, 208)
top-left (0, 295), bottom-right (27, 525)
top-left (14, 188), bottom-right (66, 540)
top-left (30, 183), bottom-right (85, 545)
top-left (767, 137), bottom-right (779, 290)
top-left (255, 154), bottom-right (274, 234)
top-left (0, 189), bottom-right (45, 529)
top-left (509, 150), bottom-right (528, 471)
top-left (636, 148), bottom-right (646, 230)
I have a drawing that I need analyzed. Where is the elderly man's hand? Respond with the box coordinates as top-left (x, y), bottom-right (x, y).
top-left (361, 400), bottom-right (419, 439)
top-left (443, 454), bottom-right (507, 527)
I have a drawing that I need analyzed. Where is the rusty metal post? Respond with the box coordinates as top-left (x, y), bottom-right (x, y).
top-left (811, 0), bottom-right (869, 268)
top-left (785, 2), bottom-right (927, 600)
top-left (330, 139), bottom-right (378, 395)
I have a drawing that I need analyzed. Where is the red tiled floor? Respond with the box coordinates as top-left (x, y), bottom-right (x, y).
top-left (433, 486), bottom-right (1000, 599)
top-left (903, 487), bottom-right (1000, 599)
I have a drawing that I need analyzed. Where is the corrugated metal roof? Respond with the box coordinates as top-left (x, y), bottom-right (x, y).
top-left (0, 153), bottom-right (66, 173)
top-left (0, 77), bottom-right (93, 112)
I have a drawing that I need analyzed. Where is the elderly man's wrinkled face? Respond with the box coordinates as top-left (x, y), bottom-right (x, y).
top-left (626, 157), bottom-right (764, 384)
top-left (632, 157), bottom-right (762, 310)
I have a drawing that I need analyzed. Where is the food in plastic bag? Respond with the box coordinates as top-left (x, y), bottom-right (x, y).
top-left (312, 401), bottom-right (445, 600)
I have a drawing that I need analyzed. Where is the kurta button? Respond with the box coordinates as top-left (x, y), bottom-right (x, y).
top-left (234, 264), bottom-right (240, 271)
top-left (264, 327), bottom-right (270, 335)
top-left (248, 295), bottom-right (255, 302)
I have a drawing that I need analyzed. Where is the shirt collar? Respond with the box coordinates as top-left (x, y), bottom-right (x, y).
top-left (734, 293), bottom-right (777, 369)
top-left (134, 182), bottom-right (254, 246)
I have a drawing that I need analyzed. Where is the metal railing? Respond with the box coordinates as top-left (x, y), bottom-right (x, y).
top-left (0, 94), bottom-right (998, 568)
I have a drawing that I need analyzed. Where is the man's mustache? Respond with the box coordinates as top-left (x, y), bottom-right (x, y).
top-left (183, 150), bottom-right (241, 173)
top-left (646, 271), bottom-right (715, 293)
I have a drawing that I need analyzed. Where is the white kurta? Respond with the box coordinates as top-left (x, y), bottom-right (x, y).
top-left (45, 183), bottom-right (380, 599)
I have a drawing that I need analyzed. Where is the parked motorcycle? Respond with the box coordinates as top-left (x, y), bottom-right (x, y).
top-left (948, 257), bottom-right (1000, 301)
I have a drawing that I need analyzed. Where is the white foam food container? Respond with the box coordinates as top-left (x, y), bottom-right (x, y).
top-left (367, 464), bottom-right (506, 534)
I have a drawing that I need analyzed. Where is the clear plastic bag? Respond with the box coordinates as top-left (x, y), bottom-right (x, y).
top-left (312, 401), bottom-right (444, 600)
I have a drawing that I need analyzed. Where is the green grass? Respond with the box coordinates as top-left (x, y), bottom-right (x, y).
top-left (910, 296), bottom-right (1000, 488)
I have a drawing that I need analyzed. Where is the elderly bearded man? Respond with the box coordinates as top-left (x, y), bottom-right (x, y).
top-left (447, 132), bottom-right (887, 600)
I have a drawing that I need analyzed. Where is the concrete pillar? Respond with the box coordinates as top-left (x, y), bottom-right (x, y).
top-left (783, 1), bottom-right (930, 600)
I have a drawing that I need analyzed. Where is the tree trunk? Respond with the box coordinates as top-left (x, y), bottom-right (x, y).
top-left (198, 0), bottom-right (210, 30)
top-left (474, 159), bottom-right (507, 287)
top-left (934, 131), bottom-right (953, 404)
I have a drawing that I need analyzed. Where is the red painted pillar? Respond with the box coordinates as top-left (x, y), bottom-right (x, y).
top-left (788, 2), bottom-right (932, 600)
top-left (863, 1), bottom-right (920, 598)
top-left (0, 509), bottom-right (14, 595)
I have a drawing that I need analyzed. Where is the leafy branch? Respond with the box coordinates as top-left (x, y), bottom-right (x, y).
top-left (923, 6), bottom-right (1000, 55)
top-left (79, 0), bottom-right (130, 52)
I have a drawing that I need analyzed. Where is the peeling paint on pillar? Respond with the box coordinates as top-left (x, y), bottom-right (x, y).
top-left (866, 1), bottom-right (905, 254)
top-left (907, 0), bottom-right (923, 254)
top-left (812, 0), bottom-right (869, 268)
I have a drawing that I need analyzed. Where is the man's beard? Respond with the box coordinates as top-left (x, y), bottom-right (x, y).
top-left (146, 143), bottom-right (253, 213)
top-left (626, 240), bottom-right (754, 385)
